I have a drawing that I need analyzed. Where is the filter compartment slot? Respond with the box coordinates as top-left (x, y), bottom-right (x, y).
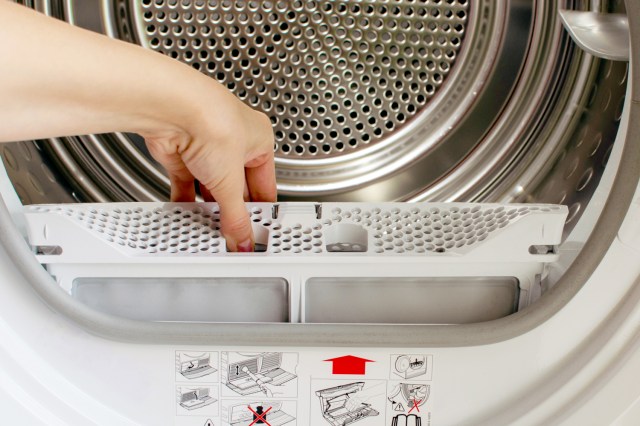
top-left (304, 277), bottom-right (519, 324)
top-left (72, 277), bottom-right (289, 323)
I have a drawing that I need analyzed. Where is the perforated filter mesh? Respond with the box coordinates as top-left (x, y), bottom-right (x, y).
top-left (327, 205), bottom-right (555, 254)
top-left (134, 0), bottom-right (469, 158)
top-left (29, 203), bottom-right (563, 255)
top-left (41, 205), bottom-right (225, 254)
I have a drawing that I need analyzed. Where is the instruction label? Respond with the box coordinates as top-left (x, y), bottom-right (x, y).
top-left (172, 350), bottom-right (434, 426)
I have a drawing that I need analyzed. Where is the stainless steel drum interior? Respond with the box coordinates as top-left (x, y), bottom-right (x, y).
top-left (3, 0), bottom-right (628, 235)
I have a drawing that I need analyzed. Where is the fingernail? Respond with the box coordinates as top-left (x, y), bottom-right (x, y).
top-left (237, 239), bottom-right (253, 252)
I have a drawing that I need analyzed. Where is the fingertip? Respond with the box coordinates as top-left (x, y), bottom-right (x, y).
top-left (217, 198), bottom-right (254, 252)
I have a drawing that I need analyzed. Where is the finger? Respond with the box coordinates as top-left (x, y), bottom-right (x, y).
top-left (246, 155), bottom-right (277, 202)
top-left (207, 167), bottom-right (253, 252)
top-left (243, 178), bottom-right (250, 202)
top-left (199, 181), bottom-right (215, 202)
top-left (169, 172), bottom-right (196, 202)
top-left (145, 139), bottom-right (196, 202)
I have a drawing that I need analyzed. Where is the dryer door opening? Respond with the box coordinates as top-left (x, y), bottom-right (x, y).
top-left (0, 0), bottom-right (636, 344)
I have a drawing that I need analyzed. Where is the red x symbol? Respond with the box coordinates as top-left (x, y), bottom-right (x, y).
top-left (248, 405), bottom-right (272, 426)
top-left (408, 399), bottom-right (422, 413)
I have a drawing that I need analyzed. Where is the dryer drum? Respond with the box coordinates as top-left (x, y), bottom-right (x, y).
top-left (2, 0), bottom-right (628, 234)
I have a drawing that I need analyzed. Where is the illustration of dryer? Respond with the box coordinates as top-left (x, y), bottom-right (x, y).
top-left (393, 355), bottom-right (428, 379)
top-left (179, 353), bottom-right (217, 379)
top-left (315, 382), bottom-right (379, 426)
top-left (225, 352), bottom-right (297, 395)
top-left (178, 387), bottom-right (216, 411)
top-left (388, 383), bottom-right (430, 413)
top-left (391, 414), bottom-right (422, 426)
top-left (227, 401), bottom-right (295, 426)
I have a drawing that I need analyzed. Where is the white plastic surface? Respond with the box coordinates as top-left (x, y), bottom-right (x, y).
top-left (24, 201), bottom-right (566, 321)
top-left (0, 203), bottom-right (638, 425)
top-left (0, 174), bottom-right (638, 425)
top-left (24, 202), bottom-right (566, 260)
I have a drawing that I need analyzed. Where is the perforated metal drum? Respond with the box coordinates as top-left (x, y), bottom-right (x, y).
top-left (133, 0), bottom-right (471, 159)
top-left (2, 0), bottom-right (628, 233)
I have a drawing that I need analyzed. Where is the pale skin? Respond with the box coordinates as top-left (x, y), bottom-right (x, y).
top-left (0, 1), bottom-right (276, 251)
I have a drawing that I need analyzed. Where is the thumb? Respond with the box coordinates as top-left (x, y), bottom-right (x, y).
top-left (208, 168), bottom-right (254, 252)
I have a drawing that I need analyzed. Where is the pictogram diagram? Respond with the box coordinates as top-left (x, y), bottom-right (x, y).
top-left (176, 351), bottom-right (218, 381)
top-left (221, 400), bottom-right (296, 426)
top-left (391, 413), bottom-right (422, 426)
top-left (177, 386), bottom-right (218, 412)
top-left (221, 352), bottom-right (298, 397)
top-left (387, 383), bottom-right (430, 414)
top-left (390, 355), bottom-right (433, 380)
top-left (313, 380), bottom-right (385, 426)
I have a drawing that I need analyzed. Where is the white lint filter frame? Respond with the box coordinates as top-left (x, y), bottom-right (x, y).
top-left (23, 201), bottom-right (567, 325)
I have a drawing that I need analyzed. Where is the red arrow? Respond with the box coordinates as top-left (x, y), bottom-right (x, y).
top-left (324, 355), bottom-right (374, 375)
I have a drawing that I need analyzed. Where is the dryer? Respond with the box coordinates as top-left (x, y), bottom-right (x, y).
top-left (0, 0), bottom-right (639, 425)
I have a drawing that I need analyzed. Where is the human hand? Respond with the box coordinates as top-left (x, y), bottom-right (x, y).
top-left (0, 2), bottom-right (276, 252)
top-left (257, 382), bottom-right (281, 397)
top-left (141, 89), bottom-right (276, 252)
top-left (345, 382), bottom-right (385, 412)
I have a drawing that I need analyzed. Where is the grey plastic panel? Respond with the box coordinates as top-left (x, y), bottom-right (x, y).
top-left (72, 278), bottom-right (289, 323)
top-left (305, 277), bottom-right (519, 324)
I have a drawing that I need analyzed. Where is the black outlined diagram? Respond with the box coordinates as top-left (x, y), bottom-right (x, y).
top-left (390, 355), bottom-right (433, 380)
top-left (391, 414), bottom-right (422, 426)
top-left (176, 351), bottom-right (218, 381)
top-left (221, 400), bottom-right (296, 426)
top-left (387, 383), bottom-right (430, 414)
top-left (221, 352), bottom-right (298, 397)
top-left (312, 380), bottom-right (385, 426)
top-left (177, 386), bottom-right (218, 415)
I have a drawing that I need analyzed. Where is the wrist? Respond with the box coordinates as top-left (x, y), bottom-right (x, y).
top-left (132, 62), bottom-right (240, 145)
